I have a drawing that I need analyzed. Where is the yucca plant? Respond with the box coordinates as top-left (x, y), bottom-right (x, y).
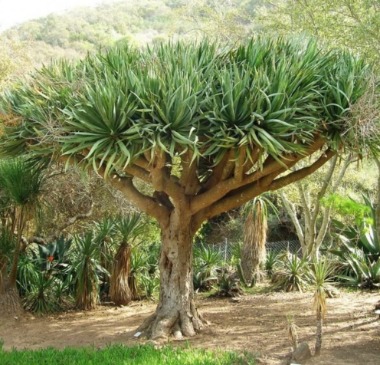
top-left (309, 258), bottom-right (334, 356)
top-left (271, 251), bottom-right (309, 292)
top-left (0, 38), bottom-right (376, 338)
top-left (71, 232), bottom-right (104, 310)
top-left (110, 213), bottom-right (145, 305)
top-left (22, 271), bottom-right (59, 314)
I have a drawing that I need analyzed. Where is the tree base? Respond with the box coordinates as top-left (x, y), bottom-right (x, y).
top-left (0, 286), bottom-right (23, 318)
top-left (136, 301), bottom-right (208, 340)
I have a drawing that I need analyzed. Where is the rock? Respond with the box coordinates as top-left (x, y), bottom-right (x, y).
top-left (291, 342), bottom-right (312, 363)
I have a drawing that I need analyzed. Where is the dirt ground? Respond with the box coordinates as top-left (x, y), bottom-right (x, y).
top-left (0, 290), bottom-right (379, 364)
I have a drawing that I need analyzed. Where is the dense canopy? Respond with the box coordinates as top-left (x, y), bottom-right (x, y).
top-left (0, 39), bottom-right (375, 169)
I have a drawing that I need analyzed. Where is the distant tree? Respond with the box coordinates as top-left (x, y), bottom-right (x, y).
top-left (256, 0), bottom-right (380, 68)
top-left (0, 39), bottom-right (377, 339)
top-left (280, 155), bottom-right (354, 259)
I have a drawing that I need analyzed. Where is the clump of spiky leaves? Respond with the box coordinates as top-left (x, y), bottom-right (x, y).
top-left (0, 157), bottom-right (45, 289)
top-left (271, 251), bottom-right (309, 292)
top-left (71, 232), bottom-right (104, 310)
top-left (265, 250), bottom-right (280, 278)
top-left (309, 258), bottom-right (333, 356)
top-left (110, 213), bottom-right (145, 305)
top-left (193, 243), bottom-right (222, 292)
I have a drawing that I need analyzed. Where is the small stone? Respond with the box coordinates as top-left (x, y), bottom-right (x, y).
top-left (291, 342), bottom-right (312, 363)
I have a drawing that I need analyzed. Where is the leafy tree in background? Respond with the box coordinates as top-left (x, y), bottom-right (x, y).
top-left (255, 0), bottom-right (380, 68)
top-left (255, 0), bottom-right (380, 242)
top-left (280, 155), bottom-right (354, 259)
top-left (0, 39), bottom-right (377, 339)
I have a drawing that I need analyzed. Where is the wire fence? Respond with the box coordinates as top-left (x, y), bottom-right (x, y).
top-left (198, 239), bottom-right (301, 262)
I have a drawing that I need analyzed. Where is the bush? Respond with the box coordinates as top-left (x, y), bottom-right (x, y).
top-left (271, 251), bottom-right (309, 292)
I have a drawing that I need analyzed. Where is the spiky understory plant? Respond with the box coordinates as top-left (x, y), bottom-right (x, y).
top-left (110, 214), bottom-right (144, 305)
top-left (309, 258), bottom-right (333, 356)
top-left (271, 251), bottom-right (309, 292)
top-left (72, 232), bottom-right (102, 310)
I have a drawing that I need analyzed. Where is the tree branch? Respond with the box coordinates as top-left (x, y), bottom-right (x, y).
top-left (268, 149), bottom-right (336, 192)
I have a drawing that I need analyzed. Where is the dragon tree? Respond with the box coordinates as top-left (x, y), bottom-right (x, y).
top-left (0, 38), bottom-right (378, 339)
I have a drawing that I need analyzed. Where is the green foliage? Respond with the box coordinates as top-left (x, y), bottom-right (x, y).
top-left (322, 194), bottom-right (372, 225)
top-left (0, 344), bottom-right (255, 365)
top-left (193, 243), bottom-right (222, 291)
top-left (22, 271), bottom-right (60, 314)
top-left (271, 252), bottom-right (309, 292)
top-left (265, 250), bottom-right (280, 278)
top-left (330, 195), bottom-right (380, 288)
top-left (71, 232), bottom-right (105, 310)
top-left (0, 38), bottom-right (375, 169)
top-left (0, 158), bottom-right (45, 207)
top-left (0, 227), bottom-right (14, 262)
top-left (255, 0), bottom-right (380, 69)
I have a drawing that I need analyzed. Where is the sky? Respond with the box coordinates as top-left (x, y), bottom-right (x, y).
top-left (0, 0), bottom-right (119, 31)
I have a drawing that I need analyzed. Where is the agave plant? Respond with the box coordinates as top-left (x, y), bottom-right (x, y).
top-left (193, 243), bottom-right (222, 291)
top-left (271, 251), bottom-right (309, 292)
top-left (331, 195), bottom-right (380, 288)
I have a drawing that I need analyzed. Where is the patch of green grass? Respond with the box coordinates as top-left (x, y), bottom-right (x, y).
top-left (0, 344), bottom-right (255, 365)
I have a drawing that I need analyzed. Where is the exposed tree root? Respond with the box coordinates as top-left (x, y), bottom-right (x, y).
top-left (136, 301), bottom-right (208, 340)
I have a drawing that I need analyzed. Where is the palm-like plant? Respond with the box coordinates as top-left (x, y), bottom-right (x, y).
top-left (241, 195), bottom-right (277, 286)
top-left (309, 258), bottom-right (333, 356)
top-left (93, 216), bottom-right (117, 299)
top-left (0, 158), bottom-right (45, 314)
top-left (71, 232), bottom-right (104, 310)
top-left (110, 213), bottom-right (144, 305)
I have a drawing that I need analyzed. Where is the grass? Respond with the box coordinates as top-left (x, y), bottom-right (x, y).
top-left (0, 344), bottom-right (255, 365)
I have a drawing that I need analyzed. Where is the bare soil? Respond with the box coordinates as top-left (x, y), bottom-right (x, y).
top-left (0, 290), bottom-right (379, 364)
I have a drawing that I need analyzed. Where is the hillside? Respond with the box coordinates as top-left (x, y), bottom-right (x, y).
top-left (0, 0), bottom-right (261, 84)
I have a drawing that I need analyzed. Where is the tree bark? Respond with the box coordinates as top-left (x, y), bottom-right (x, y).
top-left (315, 309), bottom-right (323, 356)
top-left (137, 210), bottom-right (206, 340)
top-left (110, 243), bottom-right (132, 306)
top-left (0, 278), bottom-right (23, 317)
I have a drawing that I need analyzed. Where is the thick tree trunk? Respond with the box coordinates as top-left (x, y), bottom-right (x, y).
top-left (241, 210), bottom-right (267, 286)
top-left (110, 243), bottom-right (132, 305)
top-left (0, 278), bottom-right (23, 317)
top-left (137, 210), bottom-right (206, 340)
